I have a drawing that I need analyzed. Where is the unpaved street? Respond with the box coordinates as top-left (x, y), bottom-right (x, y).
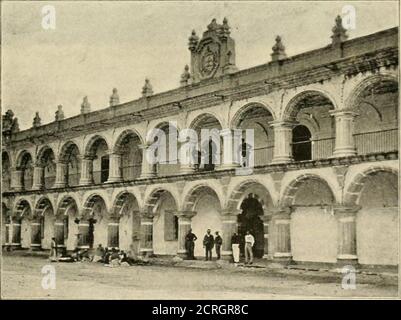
top-left (1, 255), bottom-right (398, 299)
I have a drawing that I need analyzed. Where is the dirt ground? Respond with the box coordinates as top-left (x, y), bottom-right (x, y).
top-left (1, 255), bottom-right (398, 299)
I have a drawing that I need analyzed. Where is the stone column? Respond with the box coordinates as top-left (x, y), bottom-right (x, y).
top-left (139, 214), bottom-right (154, 256)
top-left (330, 110), bottom-right (358, 157)
top-left (220, 210), bottom-right (240, 260)
top-left (31, 166), bottom-right (44, 190)
top-left (54, 161), bottom-right (68, 188)
top-left (272, 207), bottom-right (292, 262)
top-left (270, 120), bottom-right (296, 164)
top-left (54, 220), bottom-right (65, 247)
top-left (219, 129), bottom-right (240, 170)
top-left (79, 156), bottom-right (93, 186)
top-left (106, 153), bottom-right (122, 183)
top-left (139, 145), bottom-right (156, 179)
top-left (178, 140), bottom-right (196, 174)
top-left (261, 214), bottom-right (273, 259)
top-left (175, 211), bottom-right (196, 258)
top-left (30, 219), bottom-right (42, 250)
top-left (335, 206), bottom-right (359, 265)
top-left (11, 169), bottom-right (23, 191)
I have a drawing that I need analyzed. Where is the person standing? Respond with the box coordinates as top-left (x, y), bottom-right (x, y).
top-left (231, 232), bottom-right (240, 265)
top-left (49, 237), bottom-right (58, 261)
top-left (203, 229), bottom-right (214, 261)
top-left (244, 230), bottom-right (255, 265)
top-left (214, 231), bottom-right (222, 260)
top-left (185, 229), bottom-right (197, 260)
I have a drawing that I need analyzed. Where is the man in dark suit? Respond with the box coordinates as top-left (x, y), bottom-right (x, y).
top-left (203, 229), bottom-right (214, 261)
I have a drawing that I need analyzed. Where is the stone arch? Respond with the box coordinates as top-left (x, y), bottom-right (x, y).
top-left (280, 173), bottom-right (336, 207)
top-left (182, 184), bottom-right (223, 212)
top-left (34, 196), bottom-right (54, 217)
top-left (36, 145), bottom-right (55, 165)
top-left (345, 73), bottom-right (398, 111)
top-left (144, 187), bottom-right (178, 215)
top-left (59, 141), bottom-right (81, 161)
top-left (2, 151), bottom-right (12, 190)
top-left (282, 89), bottom-right (337, 122)
top-left (81, 193), bottom-right (109, 219)
top-left (113, 129), bottom-right (144, 153)
top-left (13, 198), bottom-right (32, 219)
top-left (230, 102), bottom-right (276, 128)
top-left (112, 191), bottom-right (140, 217)
top-left (227, 179), bottom-right (274, 212)
top-left (15, 150), bottom-right (33, 169)
top-left (344, 166), bottom-right (398, 206)
top-left (188, 112), bottom-right (223, 130)
top-left (56, 195), bottom-right (80, 218)
top-left (84, 134), bottom-right (110, 156)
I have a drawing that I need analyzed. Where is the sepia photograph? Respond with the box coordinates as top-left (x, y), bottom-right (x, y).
top-left (1, 0), bottom-right (399, 302)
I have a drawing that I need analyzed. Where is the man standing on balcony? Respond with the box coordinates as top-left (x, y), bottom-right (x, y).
top-left (185, 228), bottom-right (197, 260)
top-left (203, 229), bottom-right (214, 261)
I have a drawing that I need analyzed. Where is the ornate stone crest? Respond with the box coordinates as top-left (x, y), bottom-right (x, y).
top-left (200, 46), bottom-right (219, 78)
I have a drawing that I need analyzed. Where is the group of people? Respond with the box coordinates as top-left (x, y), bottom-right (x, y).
top-left (184, 229), bottom-right (255, 264)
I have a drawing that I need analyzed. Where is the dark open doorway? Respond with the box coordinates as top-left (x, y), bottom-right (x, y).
top-left (238, 195), bottom-right (264, 258)
top-left (292, 125), bottom-right (312, 161)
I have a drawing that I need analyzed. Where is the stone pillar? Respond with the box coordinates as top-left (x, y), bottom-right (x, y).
top-left (335, 206), bottom-right (359, 265)
top-left (175, 211), bottom-right (196, 258)
top-left (272, 207), bottom-right (292, 262)
top-left (139, 214), bottom-right (154, 256)
top-left (107, 217), bottom-right (120, 248)
top-left (106, 153), bottom-right (122, 183)
top-left (270, 121), bottom-right (296, 164)
top-left (139, 145), bottom-right (156, 179)
top-left (11, 169), bottom-right (23, 191)
top-left (221, 210), bottom-right (240, 260)
top-left (77, 220), bottom-right (90, 248)
top-left (54, 161), bottom-right (68, 188)
top-left (330, 110), bottom-right (358, 157)
top-left (178, 140), bottom-right (196, 174)
top-left (31, 166), bottom-right (44, 190)
top-left (261, 214), bottom-right (273, 259)
top-left (79, 156), bottom-right (93, 186)
top-left (30, 219), bottom-right (42, 250)
top-left (219, 129), bottom-right (240, 170)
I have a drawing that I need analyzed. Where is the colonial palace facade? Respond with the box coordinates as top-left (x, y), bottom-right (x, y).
top-left (2, 17), bottom-right (399, 267)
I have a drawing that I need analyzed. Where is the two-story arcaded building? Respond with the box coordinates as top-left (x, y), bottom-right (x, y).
top-left (1, 16), bottom-right (399, 268)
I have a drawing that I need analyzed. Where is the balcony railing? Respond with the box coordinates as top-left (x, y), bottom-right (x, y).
top-left (44, 176), bottom-right (56, 189)
top-left (253, 145), bottom-right (274, 166)
top-left (354, 128), bottom-right (398, 155)
top-left (122, 164), bottom-right (141, 181)
top-left (67, 173), bottom-right (81, 187)
top-left (312, 137), bottom-right (335, 160)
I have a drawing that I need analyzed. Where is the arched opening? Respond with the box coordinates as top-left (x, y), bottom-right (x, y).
top-left (285, 91), bottom-right (335, 160)
top-left (185, 185), bottom-right (222, 258)
top-left (152, 123), bottom-right (180, 177)
top-left (115, 131), bottom-right (142, 181)
top-left (112, 192), bottom-right (140, 252)
top-left (233, 104), bottom-right (275, 166)
top-left (15, 199), bottom-right (31, 249)
top-left (35, 197), bottom-right (54, 249)
top-left (86, 137), bottom-right (109, 184)
top-left (292, 125), bottom-right (312, 161)
top-left (56, 196), bottom-right (79, 250)
top-left (352, 79), bottom-right (398, 155)
top-left (60, 142), bottom-right (81, 187)
top-left (18, 152), bottom-right (33, 190)
top-left (190, 114), bottom-right (222, 172)
top-left (286, 176), bottom-right (337, 263)
top-left (148, 190), bottom-right (178, 256)
top-left (80, 195), bottom-right (107, 249)
top-left (2, 152), bottom-right (11, 191)
top-left (37, 147), bottom-right (56, 189)
top-left (355, 170), bottom-right (398, 265)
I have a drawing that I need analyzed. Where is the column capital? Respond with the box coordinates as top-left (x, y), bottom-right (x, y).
top-left (271, 206), bottom-right (293, 217)
top-left (268, 120), bottom-right (298, 128)
top-left (220, 128), bottom-right (233, 136)
top-left (260, 214), bottom-right (274, 223)
top-left (220, 209), bottom-right (241, 217)
top-left (329, 109), bottom-right (359, 118)
top-left (175, 210), bottom-right (197, 220)
top-left (139, 211), bottom-right (154, 220)
top-left (333, 205), bottom-right (361, 219)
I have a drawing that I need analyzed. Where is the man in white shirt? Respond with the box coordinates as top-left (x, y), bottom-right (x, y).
top-left (244, 231), bottom-right (255, 264)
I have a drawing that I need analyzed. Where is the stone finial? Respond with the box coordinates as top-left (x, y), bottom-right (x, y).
top-left (221, 17), bottom-right (230, 37)
top-left (81, 96), bottom-right (91, 114)
top-left (55, 105), bottom-right (65, 121)
top-left (207, 18), bottom-right (219, 31)
top-left (33, 112), bottom-right (41, 128)
top-left (271, 36), bottom-right (287, 62)
top-left (188, 30), bottom-right (199, 52)
top-left (109, 88), bottom-right (120, 106)
top-left (11, 118), bottom-right (19, 133)
top-left (142, 78), bottom-right (153, 97)
top-left (331, 15), bottom-right (348, 46)
top-left (180, 65), bottom-right (191, 87)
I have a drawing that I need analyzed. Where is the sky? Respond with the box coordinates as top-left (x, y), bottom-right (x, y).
top-left (2, 1), bottom-right (399, 130)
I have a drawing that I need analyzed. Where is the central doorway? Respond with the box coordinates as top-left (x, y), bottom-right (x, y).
top-left (238, 194), bottom-right (264, 258)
